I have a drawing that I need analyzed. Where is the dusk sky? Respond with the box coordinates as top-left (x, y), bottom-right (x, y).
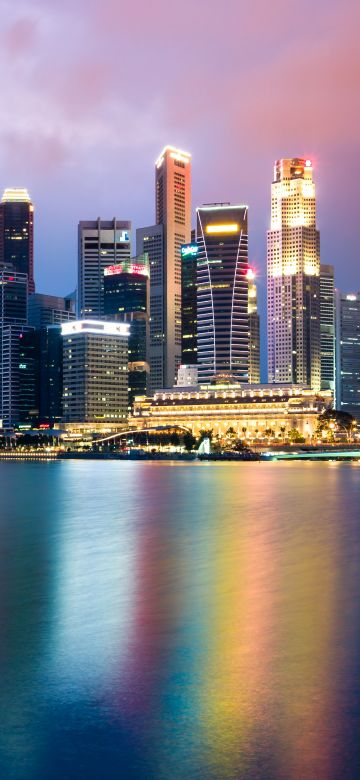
top-left (2, 0), bottom-right (359, 306)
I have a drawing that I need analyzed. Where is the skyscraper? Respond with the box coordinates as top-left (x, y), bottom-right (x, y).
top-left (267, 158), bottom-right (321, 390)
top-left (78, 219), bottom-right (131, 319)
top-left (320, 264), bottom-right (335, 392)
top-left (181, 242), bottom-right (198, 365)
top-left (335, 292), bottom-right (360, 419)
top-left (247, 271), bottom-right (260, 383)
top-left (28, 293), bottom-right (76, 328)
top-left (137, 145), bottom-right (191, 391)
top-left (103, 255), bottom-right (150, 408)
top-left (61, 320), bottom-right (129, 424)
top-left (196, 205), bottom-right (249, 384)
top-left (0, 188), bottom-right (35, 293)
top-left (0, 268), bottom-right (29, 429)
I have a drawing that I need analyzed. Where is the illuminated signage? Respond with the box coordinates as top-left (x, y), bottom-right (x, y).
top-left (61, 320), bottom-right (130, 337)
top-left (246, 267), bottom-right (255, 281)
top-left (104, 263), bottom-right (149, 277)
top-left (206, 224), bottom-right (239, 234)
top-left (181, 244), bottom-right (199, 258)
top-left (116, 230), bottom-right (130, 242)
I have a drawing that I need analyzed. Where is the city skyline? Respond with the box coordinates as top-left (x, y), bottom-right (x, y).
top-left (1, 0), bottom-right (359, 304)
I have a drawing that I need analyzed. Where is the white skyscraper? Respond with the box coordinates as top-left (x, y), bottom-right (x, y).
top-left (78, 219), bottom-right (131, 319)
top-left (267, 158), bottom-right (321, 390)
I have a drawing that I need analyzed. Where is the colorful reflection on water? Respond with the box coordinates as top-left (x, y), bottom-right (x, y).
top-left (0, 461), bottom-right (360, 779)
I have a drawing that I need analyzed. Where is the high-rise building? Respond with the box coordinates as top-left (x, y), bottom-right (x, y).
top-left (0, 189), bottom-right (35, 293)
top-left (0, 268), bottom-right (29, 429)
top-left (267, 158), bottom-right (321, 390)
top-left (320, 264), bottom-right (335, 392)
top-left (28, 293), bottom-right (76, 328)
top-left (247, 271), bottom-right (260, 384)
top-left (78, 219), bottom-right (131, 319)
top-left (137, 145), bottom-right (191, 391)
top-left (1, 325), bottom-right (35, 429)
top-left (0, 267), bottom-right (28, 326)
top-left (181, 242), bottom-right (198, 365)
top-left (19, 325), bottom-right (65, 428)
top-left (136, 225), bottom-right (164, 392)
top-left (196, 204), bottom-right (249, 384)
top-left (61, 320), bottom-right (129, 424)
top-left (335, 292), bottom-right (360, 419)
top-left (103, 254), bottom-right (150, 407)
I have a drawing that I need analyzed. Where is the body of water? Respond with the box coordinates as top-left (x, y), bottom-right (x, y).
top-left (0, 460), bottom-right (360, 779)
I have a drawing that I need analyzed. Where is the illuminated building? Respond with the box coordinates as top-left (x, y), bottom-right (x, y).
top-left (61, 320), bottom-right (129, 423)
top-left (335, 292), bottom-right (360, 419)
top-left (181, 242), bottom-right (198, 365)
top-left (0, 268), bottom-right (29, 429)
top-left (137, 146), bottom-right (191, 391)
top-left (267, 158), bottom-right (321, 390)
top-left (320, 264), bottom-right (335, 392)
top-left (29, 293), bottom-right (75, 327)
top-left (0, 188), bottom-right (35, 293)
top-left (247, 271), bottom-right (260, 383)
top-left (176, 364), bottom-right (198, 387)
top-left (103, 255), bottom-right (149, 408)
top-left (196, 205), bottom-right (249, 384)
top-left (78, 219), bottom-right (131, 318)
top-left (132, 384), bottom-right (331, 439)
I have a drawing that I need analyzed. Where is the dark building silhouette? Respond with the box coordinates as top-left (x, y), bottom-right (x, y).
top-left (181, 243), bottom-right (198, 365)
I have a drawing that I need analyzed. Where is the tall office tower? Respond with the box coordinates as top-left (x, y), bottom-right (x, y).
top-left (196, 205), bottom-right (249, 384)
top-left (335, 292), bottom-right (360, 419)
top-left (61, 320), bottom-right (129, 424)
top-left (181, 242), bottom-right (198, 365)
top-left (19, 325), bottom-right (65, 428)
top-left (29, 293), bottom-right (76, 328)
top-left (137, 146), bottom-right (191, 391)
top-left (247, 271), bottom-right (260, 383)
top-left (0, 269), bottom-right (28, 429)
top-left (103, 254), bottom-right (150, 407)
top-left (136, 224), bottom-right (164, 392)
top-left (320, 264), bottom-right (335, 392)
top-left (78, 219), bottom-right (131, 318)
top-left (0, 268), bottom-right (28, 326)
top-left (0, 189), bottom-right (35, 293)
top-left (267, 158), bottom-right (321, 390)
top-left (1, 325), bottom-right (34, 429)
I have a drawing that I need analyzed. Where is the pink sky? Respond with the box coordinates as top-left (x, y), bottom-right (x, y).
top-left (1, 0), bottom-right (359, 302)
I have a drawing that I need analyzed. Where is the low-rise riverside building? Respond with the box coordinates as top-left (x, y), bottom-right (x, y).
top-left (132, 384), bottom-right (332, 439)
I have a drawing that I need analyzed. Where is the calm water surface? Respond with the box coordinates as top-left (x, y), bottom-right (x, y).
top-left (0, 460), bottom-right (360, 779)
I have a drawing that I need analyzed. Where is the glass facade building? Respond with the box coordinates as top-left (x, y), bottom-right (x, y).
top-left (28, 293), bottom-right (75, 328)
top-left (19, 325), bottom-right (64, 427)
top-left (335, 292), bottom-right (360, 419)
top-left (320, 264), bottom-right (335, 392)
top-left (248, 277), bottom-right (260, 383)
top-left (196, 205), bottom-right (249, 384)
top-left (0, 268), bottom-right (28, 429)
top-left (103, 256), bottom-right (150, 408)
top-left (181, 243), bottom-right (198, 365)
